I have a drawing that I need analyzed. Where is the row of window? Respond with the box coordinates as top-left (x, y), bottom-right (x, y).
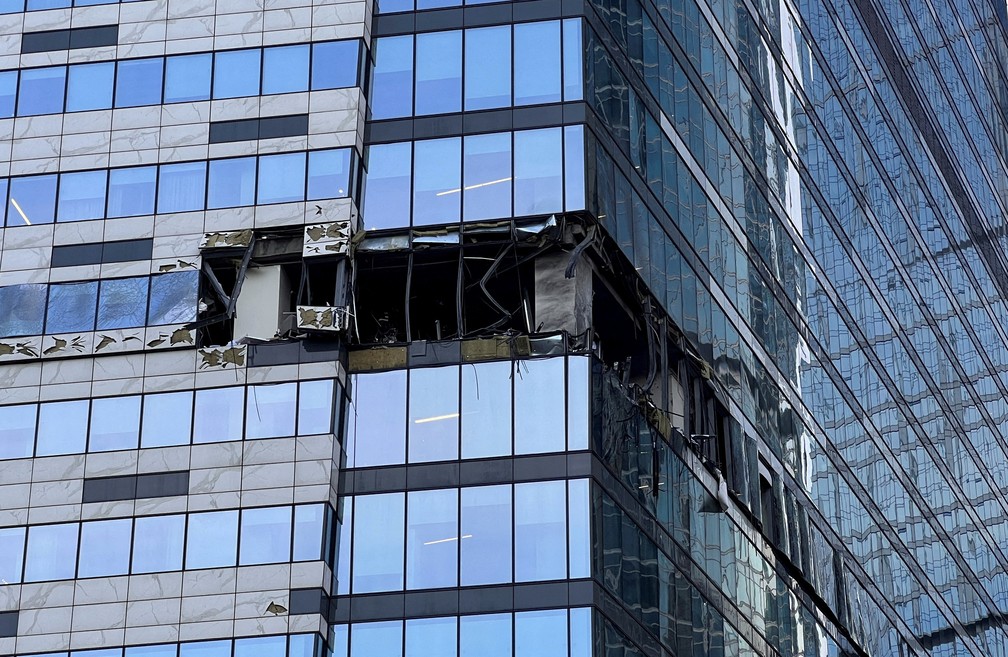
top-left (0, 379), bottom-right (339, 460)
top-left (362, 126), bottom-right (584, 229)
top-left (346, 357), bottom-right (588, 468)
top-left (4, 0), bottom-right (141, 11)
top-left (0, 503), bottom-right (330, 584)
top-left (0, 148), bottom-right (351, 227)
top-left (0, 271), bottom-right (197, 339)
top-left (332, 608), bottom-right (592, 657)
top-left (9, 634), bottom-right (321, 657)
top-left (336, 480), bottom-right (590, 595)
top-left (371, 20), bottom-right (582, 119)
top-left (2, 40), bottom-right (359, 118)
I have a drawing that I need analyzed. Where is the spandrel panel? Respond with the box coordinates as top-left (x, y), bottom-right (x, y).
top-left (0, 283), bottom-right (47, 336)
top-left (406, 488), bottom-right (458, 589)
top-left (97, 276), bottom-right (149, 330)
top-left (37, 399), bottom-right (89, 456)
top-left (461, 359), bottom-right (511, 458)
top-left (193, 386), bottom-right (244, 443)
top-left (246, 382), bottom-right (297, 439)
top-left (352, 493), bottom-right (405, 593)
top-left (460, 484), bottom-right (511, 585)
top-left (132, 514), bottom-right (184, 573)
top-left (78, 518), bottom-right (132, 577)
top-left (147, 270), bottom-right (198, 325)
top-left (89, 395), bottom-right (141, 452)
top-left (141, 390), bottom-right (193, 448)
top-left (407, 365), bottom-right (459, 462)
top-left (514, 357), bottom-right (565, 454)
top-left (185, 510), bottom-right (239, 569)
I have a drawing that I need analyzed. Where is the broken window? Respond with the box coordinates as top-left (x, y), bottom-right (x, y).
top-left (147, 270), bottom-right (199, 326)
top-left (0, 283), bottom-right (46, 336)
top-left (45, 281), bottom-right (98, 334)
top-left (97, 276), bottom-right (149, 330)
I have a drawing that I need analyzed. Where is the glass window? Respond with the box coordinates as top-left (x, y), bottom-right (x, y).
top-left (515, 609), bottom-right (567, 657)
top-left (0, 283), bottom-right (47, 336)
top-left (258, 152), bottom-right (306, 204)
top-left (45, 281), bottom-right (98, 334)
top-left (312, 41), bottom-right (358, 90)
top-left (514, 480), bottom-right (567, 581)
top-left (514, 22), bottom-right (560, 105)
top-left (239, 506), bottom-right (292, 565)
top-left (308, 149), bottom-right (351, 200)
top-left (193, 386), bottom-right (244, 443)
top-left (263, 45), bottom-right (309, 95)
top-left (567, 356), bottom-right (589, 449)
top-left (465, 26), bottom-right (510, 110)
top-left (78, 518), bottom-right (131, 577)
top-left (514, 128), bottom-right (562, 216)
top-left (415, 31), bottom-right (461, 116)
top-left (514, 357), bottom-right (565, 454)
top-left (0, 178), bottom-right (7, 225)
top-left (164, 53), bottom-right (212, 103)
top-left (0, 526), bottom-right (25, 585)
top-left (293, 504), bottom-right (325, 561)
top-left (132, 514), bottom-right (184, 573)
top-left (246, 383), bottom-right (297, 439)
top-left (461, 360), bottom-right (511, 458)
top-left (66, 62), bottom-right (114, 112)
top-left (18, 66), bottom-right (66, 116)
top-left (289, 635), bottom-right (317, 657)
top-left (185, 510), bottom-right (239, 569)
top-left (147, 270), bottom-right (199, 325)
top-left (336, 498), bottom-right (351, 595)
top-left (298, 379), bottom-right (334, 435)
top-left (563, 125), bottom-right (585, 211)
top-left (0, 70), bottom-right (16, 117)
top-left (371, 36), bottom-right (413, 119)
top-left (562, 19), bottom-right (583, 100)
top-left (24, 522), bottom-right (79, 582)
top-left (235, 636), bottom-right (286, 657)
top-left (157, 161), bottom-right (206, 214)
top-left (97, 277), bottom-right (150, 330)
top-left (115, 58), bottom-right (164, 108)
top-left (408, 365), bottom-right (459, 462)
top-left (406, 617), bottom-right (456, 657)
top-left (351, 621), bottom-right (402, 657)
top-left (89, 395), bottom-right (141, 452)
top-left (570, 608), bottom-right (591, 657)
top-left (208, 157), bottom-right (256, 209)
top-left (0, 403), bottom-right (36, 459)
top-left (350, 370), bottom-right (406, 467)
top-left (463, 132), bottom-right (511, 221)
top-left (568, 479), bottom-right (590, 578)
top-left (352, 493), bottom-right (405, 593)
top-left (180, 640), bottom-right (231, 657)
top-left (412, 137), bottom-right (460, 226)
top-left (128, 645), bottom-right (178, 657)
top-left (406, 488), bottom-right (457, 589)
top-left (57, 169), bottom-right (108, 222)
top-left (460, 613), bottom-right (511, 657)
top-left (108, 166), bottom-right (157, 218)
top-left (461, 484), bottom-right (511, 585)
top-left (141, 391), bottom-right (193, 448)
top-left (9, 174), bottom-right (57, 226)
top-left (363, 141), bottom-right (411, 229)
top-left (213, 49), bottom-right (261, 99)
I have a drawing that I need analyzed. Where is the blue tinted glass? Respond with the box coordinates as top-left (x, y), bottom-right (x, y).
top-left (193, 386), bottom-right (244, 444)
top-left (9, 174), bottom-right (57, 225)
top-left (246, 383), bottom-right (297, 439)
top-left (108, 166), bottom-right (157, 217)
top-left (352, 493), bottom-right (405, 593)
top-left (297, 379), bottom-right (333, 435)
top-left (185, 510), bottom-right (238, 569)
top-left (148, 270), bottom-right (199, 325)
top-left (514, 481), bottom-right (567, 581)
top-left (213, 49), bottom-right (261, 99)
top-left (46, 281), bottom-right (98, 334)
top-left (350, 370), bottom-right (406, 467)
top-left (464, 26), bottom-right (510, 110)
top-left (257, 152), bottom-right (305, 204)
top-left (562, 20), bottom-right (583, 100)
top-left (66, 62), bottom-right (114, 111)
top-left (235, 636), bottom-right (286, 657)
top-left (415, 31), bottom-right (460, 115)
top-left (97, 276), bottom-right (150, 330)
top-left (141, 391), bottom-right (192, 448)
top-left (311, 41), bottom-right (358, 90)
top-left (89, 395), bottom-right (141, 452)
top-left (461, 485), bottom-right (511, 585)
top-left (351, 621), bottom-right (402, 657)
top-left (407, 365), bottom-right (459, 461)
top-left (570, 608), bottom-right (591, 657)
top-left (0, 403), bottom-right (36, 459)
top-left (57, 169), bottom-right (108, 222)
top-left (293, 504), bottom-right (324, 561)
top-left (515, 610), bottom-right (567, 657)
top-left (289, 636), bottom-right (316, 657)
top-left (164, 53), bottom-right (211, 103)
top-left (514, 22), bottom-right (560, 105)
top-left (563, 125), bottom-right (585, 211)
top-left (78, 518), bottom-right (131, 577)
top-left (378, 0), bottom-right (412, 14)
top-left (514, 356), bottom-right (565, 453)
top-left (307, 149), bottom-right (350, 200)
top-left (0, 0), bottom-right (24, 12)
top-left (115, 58), bottom-right (164, 108)
top-left (412, 137), bottom-right (460, 226)
top-left (18, 67), bottom-right (66, 116)
top-left (25, 523), bottom-right (79, 582)
top-left (157, 162), bottom-right (206, 213)
top-left (208, 157), bottom-right (256, 209)
top-left (406, 617), bottom-right (456, 657)
top-left (239, 506), bottom-right (292, 565)
top-left (127, 646), bottom-right (178, 657)
top-left (37, 399), bottom-right (88, 456)
top-left (371, 36), bottom-right (413, 119)
top-left (568, 479), bottom-right (590, 578)
top-left (263, 45), bottom-right (309, 94)
top-left (0, 283), bottom-right (47, 336)
top-left (460, 614), bottom-right (511, 657)
top-left (406, 489), bottom-right (457, 589)
top-left (463, 132), bottom-right (511, 221)
top-left (180, 641), bottom-right (231, 657)
top-left (0, 70), bottom-right (17, 117)
top-left (0, 526), bottom-right (25, 584)
top-left (362, 142), bottom-right (411, 230)
top-left (514, 127), bottom-right (563, 216)
top-left (461, 360), bottom-right (511, 458)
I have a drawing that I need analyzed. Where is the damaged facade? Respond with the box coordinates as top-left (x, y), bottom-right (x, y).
top-left (1, 1), bottom-right (1008, 657)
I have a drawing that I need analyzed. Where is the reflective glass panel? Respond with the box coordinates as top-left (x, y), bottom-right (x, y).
top-left (132, 514), bottom-right (185, 573)
top-left (460, 613), bottom-right (511, 657)
top-left (515, 609), bottom-right (567, 657)
top-left (108, 166), bottom-right (157, 218)
top-left (78, 518), bottom-right (132, 577)
top-left (97, 276), bottom-right (150, 330)
top-left (246, 382), bottom-right (297, 439)
top-left (127, 645), bottom-right (177, 657)
top-left (193, 386), bottom-right (244, 443)
top-left (350, 370), bottom-right (406, 467)
top-left (406, 617), bottom-right (456, 657)
top-left (293, 504), bottom-right (325, 561)
top-left (415, 31), bottom-right (461, 115)
top-left (307, 149), bottom-right (351, 200)
top-left (289, 635), bottom-right (317, 657)
top-left (514, 357), bottom-right (565, 454)
top-left (164, 53), bottom-right (212, 103)
top-left (463, 132), bottom-right (511, 221)
top-left (514, 480), bottom-right (566, 581)
top-left (0, 283), bottom-right (47, 336)
top-left (568, 479), bottom-right (590, 578)
top-left (235, 636), bottom-right (286, 657)
top-left (66, 62), bottom-right (114, 111)
top-left (208, 157), bottom-right (256, 209)
top-left (514, 22), bottom-right (560, 105)
top-left (351, 621), bottom-right (402, 657)
top-left (0, 70), bottom-right (16, 117)
top-left (461, 484), bottom-right (511, 585)
top-left (24, 523), bottom-right (78, 582)
top-left (336, 498), bottom-right (352, 595)
top-left (461, 359), bottom-right (511, 458)
top-left (412, 137), bottom-right (460, 226)
top-left (185, 510), bottom-right (239, 569)
top-left (45, 281), bottom-right (98, 334)
top-left (352, 493), bottom-right (405, 593)
top-left (567, 356), bottom-right (589, 449)
top-left (408, 365), bottom-right (459, 462)
top-left (298, 379), bottom-right (334, 435)
top-left (514, 128), bottom-right (562, 216)
top-left (563, 125), bottom-right (585, 211)
top-left (570, 608), bottom-right (591, 657)
top-left (371, 36), bottom-right (413, 119)
top-left (57, 169), bottom-right (108, 222)
top-left (9, 174), bottom-right (57, 226)
top-left (263, 45), bottom-right (309, 94)
top-left (147, 270), bottom-right (199, 325)
top-left (180, 640), bottom-right (230, 657)
top-left (464, 26), bottom-right (510, 110)
top-left (141, 390), bottom-right (193, 448)
top-left (157, 162), bottom-right (207, 214)
top-left (115, 58), bottom-right (164, 108)
top-left (0, 526), bottom-right (25, 584)
top-left (363, 141), bottom-right (411, 229)
top-left (258, 152), bottom-right (306, 204)
top-left (406, 488), bottom-right (457, 589)
top-left (89, 395), bottom-right (141, 452)
top-left (239, 506), bottom-right (292, 565)
top-left (562, 20), bottom-right (583, 100)
top-left (312, 41), bottom-right (359, 90)
top-left (18, 66), bottom-right (66, 116)
top-left (0, 403), bottom-right (36, 459)
top-left (213, 49), bottom-right (261, 99)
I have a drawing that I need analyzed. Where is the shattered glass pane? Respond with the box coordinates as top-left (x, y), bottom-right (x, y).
top-left (97, 276), bottom-right (150, 330)
top-left (45, 281), bottom-right (98, 334)
top-left (0, 283), bottom-right (47, 336)
top-left (147, 270), bottom-right (199, 326)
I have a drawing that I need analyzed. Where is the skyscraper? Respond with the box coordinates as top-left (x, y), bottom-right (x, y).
top-left (1, 0), bottom-right (1008, 656)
